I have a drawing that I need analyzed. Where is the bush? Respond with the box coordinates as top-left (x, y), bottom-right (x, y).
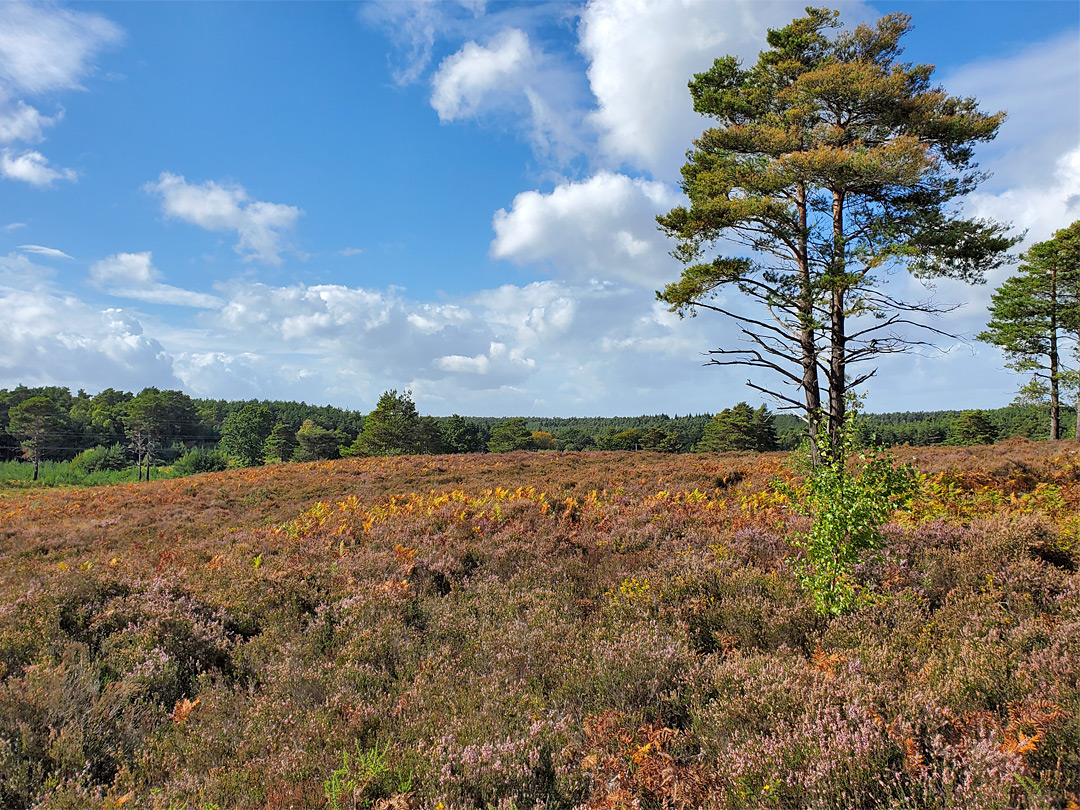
top-left (70, 444), bottom-right (126, 474)
top-left (172, 447), bottom-right (229, 477)
top-left (787, 409), bottom-right (917, 615)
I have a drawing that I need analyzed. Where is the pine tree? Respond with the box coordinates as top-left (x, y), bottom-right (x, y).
top-left (442, 414), bottom-right (485, 454)
top-left (658, 7), bottom-right (1017, 454)
top-left (700, 402), bottom-right (760, 452)
top-left (949, 410), bottom-right (997, 446)
top-left (487, 418), bottom-right (534, 452)
top-left (264, 423), bottom-right (299, 462)
top-left (220, 402), bottom-right (272, 466)
top-left (8, 396), bottom-right (64, 481)
top-left (295, 419), bottom-right (345, 461)
top-left (350, 390), bottom-right (422, 457)
top-left (978, 221), bottom-right (1080, 440)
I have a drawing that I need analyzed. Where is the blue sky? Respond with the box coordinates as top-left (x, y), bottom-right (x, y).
top-left (1, 1), bottom-right (1077, 416)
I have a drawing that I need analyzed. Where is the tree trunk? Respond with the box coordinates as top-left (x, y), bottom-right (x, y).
top-left (32, 454), bottom-right (39, 482)
top-left (796, 183), bottom-right (822, 462)
top-left (1049, 264), bottom-right (1060, 440)
top-left (828, 190), bottom-right (847, 453)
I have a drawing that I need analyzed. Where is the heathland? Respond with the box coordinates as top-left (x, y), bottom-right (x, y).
top-left (0, 442), bottom-right (1077, 809)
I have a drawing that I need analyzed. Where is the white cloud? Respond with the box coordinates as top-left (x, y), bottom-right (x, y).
top-left (146, 172), bottom-right (302, 265)
top-left (0, 250), bottom-right (1023, 415)
top-left (361, 0), bottom-right (491, 86)
top-left (338, 247), bottom-right (364, 257)
top-left (432, 28), bottom-right (532, 120)
top-left (939, 31), bottom-right (1080, 251)
top-left (945, 31), bottom-right (1080, 194)
top-left (431, 27), bottom-right (586, 162)
top-left (0, 98), bottom-right (59, 144)
top-left (177, 273), bottom-right (712, 410)
top-left (407, 302), bottom-right (472, 333)
top-left (18, 244), bottom-right (71, 260)
top-left (578, 0), bottom-right (817, 179)
top-left (436, 352), bottom-right (491, 374)
top-left (966, 147), bottom-right (1080, 247)
top-left (0, 291), bottom-right (180, 394)
top-left (90, 251), bottom-right (223, 309)
top-left (0, 250), bottom-right (54, 288)
top-left (0, 148), bottom-right (76, 186)
top-left (491, 170), bottom-right (682, 287)
top-left (0, 3), bottom-right (121, 183)
top-left (0, 2), bottom-right (122, 95)
top-left (3, 221), bottom-right (26, 231)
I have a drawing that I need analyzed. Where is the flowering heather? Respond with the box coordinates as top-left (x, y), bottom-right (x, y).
top-left (0, 445), bottom-right (1077, 809)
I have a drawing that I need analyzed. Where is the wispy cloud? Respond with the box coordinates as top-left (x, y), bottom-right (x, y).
top-left (360, 0), bottom-right (488, 86)
top-left (18, 244), bottom-right (72, 259)
top-left (0, 2), bottom-right (121, 186)
top-left (91, 251), bottom-right (223, 309)
top-left (0, 2), bottom-right (122, 95)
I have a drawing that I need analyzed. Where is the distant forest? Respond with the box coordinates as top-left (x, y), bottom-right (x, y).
top-left (0, 383), bottom-right (1073, 480)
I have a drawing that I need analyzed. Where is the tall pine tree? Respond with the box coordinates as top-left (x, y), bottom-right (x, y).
top-left (978, 221), bottom-right (1080, 440)
top-left (658, 7), bottom-right (1016, 454)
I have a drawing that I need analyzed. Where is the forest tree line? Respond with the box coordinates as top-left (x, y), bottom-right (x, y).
top-left (0, 383), bottom-right (1072, 481)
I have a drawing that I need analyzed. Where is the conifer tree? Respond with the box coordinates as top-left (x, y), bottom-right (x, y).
top-left (487, 418), bottom-right (534, 452)
top-left (350, 390), bottom-right (422, 457)
top-left (264, 422), bottom-right (299, 462)
top-left (658, 7), bottom-right (1016, 454)
top-left (8, 396), bottom-right (64, 481)
top-left (978, 221), bottom-right (1080, 440)
top-left (442, 414), bottom-right (485, 454)
top-left (220, 402), bottom-right (272, 466)
top-left (294, 419), bottom-right (345, 461)
top-left (700, 402), bottom-right (774, 452)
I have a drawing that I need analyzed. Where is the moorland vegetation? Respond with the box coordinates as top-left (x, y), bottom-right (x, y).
top-left (0, 442), bottom-right (1077, 808)
top-left (2, 382), bottom-right (1078, 489)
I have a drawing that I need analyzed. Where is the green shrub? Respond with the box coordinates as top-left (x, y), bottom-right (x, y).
top-left (172, 447), bottom-right (229, 477)
top-left (788, 409), bottom-right (917, 615)
top-left (70, 444), bottom-right (127, 474)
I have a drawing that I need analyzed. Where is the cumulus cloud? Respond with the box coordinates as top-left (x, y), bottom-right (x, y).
top-left (431, 27), bottom-right (586, 161)
top-left (176, 270), bottom-right (691, 410)
top-left (966, 147), bottom-right (1080, 247)
top-left (146, 172), bottom-right (302, 265)
top-left (0, 250), bottom-right (54, 288)
top-left (1, 148), bottom-right (76, 186)
top-left (0, 295), bottom-right (179, 392)
top-left (578, 0), bottom-right (817, 179)
top-left (0, 249), bottom-right (1019, 414)
top-left (180, 272), bottom-right (717, 411)
top-left (376, 0), bottom-right (866, 173)
top-left (0, 263), bottom-right (180, 393)
top-left (90, 251), bottom-right (223, 309)
top-left (436, 342), bottom-right (535, 376)
top-left (490, 170), bottom-right (682, 287)
top-left (18, 244), bottom-right (71, 260)
top-left (432, 28), bottom-right (532, 120)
